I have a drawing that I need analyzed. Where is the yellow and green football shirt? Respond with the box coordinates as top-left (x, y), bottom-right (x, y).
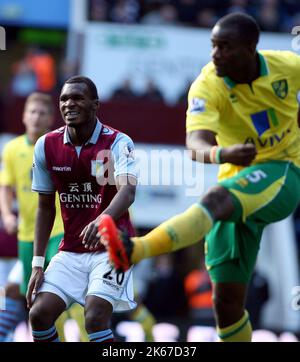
top-left (1, 134), bottom-right (64, 242)
top-left (186, 50), bottom-right (300, 181)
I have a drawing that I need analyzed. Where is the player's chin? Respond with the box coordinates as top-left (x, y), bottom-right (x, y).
top-left (64, 118), bottom-right (81, 128)
top-left (214, 66), bottom-right (227, 77)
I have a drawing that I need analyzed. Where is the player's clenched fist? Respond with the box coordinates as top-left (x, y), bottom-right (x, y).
top-left (221, 143), bottom-right (257, 166)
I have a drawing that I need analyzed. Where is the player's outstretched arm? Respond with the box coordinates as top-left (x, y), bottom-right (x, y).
top-left (187, 130), bottom-right (257, 166)
top-left (186, 129), bottom-right (217, 163)
top-left (26, 193), bottom-right (56, 308)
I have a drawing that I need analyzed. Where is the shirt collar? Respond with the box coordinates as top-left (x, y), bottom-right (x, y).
top-left (223, 52), bottom-right (269, 90)
top-left (25, 134), bottom-right (34, 146)
top-left (63, 119), bottom-right (102, 145)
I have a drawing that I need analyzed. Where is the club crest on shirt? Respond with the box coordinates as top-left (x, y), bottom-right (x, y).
top-left (272, 79), bottom-right (288, 99)
top-left (91, 160), bottom-right (104, 177)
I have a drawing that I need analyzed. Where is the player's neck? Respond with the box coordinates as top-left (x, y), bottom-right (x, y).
top-left (230, 53), bottom-right (260, 85)
top-left (67, 119), bottom-right (97, 146)
top-left (26, 132), bottom-right (43, 145)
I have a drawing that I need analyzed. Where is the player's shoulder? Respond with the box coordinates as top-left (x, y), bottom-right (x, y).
top-left (189, 61), bottom-right (225, 106)
top-left (102, 124), bottom-right (133, 143)
top-left (101, 124), bottom-right (118, 136)
top-left (261, 50), bottom-right (300, 69)
top-left (37, 127), bottom-right (66, 153)
top-left (3, 134), bottom-right (26, 153)
top-left (191, 61), bottom-right (223, 91)
top-left (45, 126), bottom-right (66, 140)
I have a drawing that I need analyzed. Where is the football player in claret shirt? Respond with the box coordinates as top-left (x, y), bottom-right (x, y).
top-left (27, 76), bottom-right (138, 342)
top-left (99, 13), bottom-right (300, 342)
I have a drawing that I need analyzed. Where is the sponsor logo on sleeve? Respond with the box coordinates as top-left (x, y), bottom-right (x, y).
top-left (123, 144), bottom-right (135, 160)
top-left (189, 97), bottom-right (206, 114)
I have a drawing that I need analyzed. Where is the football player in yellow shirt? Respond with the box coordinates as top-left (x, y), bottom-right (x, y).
top-left (0, 93), bottom-right (87, 341)
top-left (98, 13), bottom-right (300, 342)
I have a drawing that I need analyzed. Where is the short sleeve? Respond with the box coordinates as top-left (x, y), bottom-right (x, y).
top-left (288, 51), bottom-right (300, 91)
top-left (32, 135), bottom-right (56, 193)
top-left (186, 71), bottom-right (221, 134)
top-left (110, 133), bottom-right (138, 180)
top-left (1, 143), bottom-right (16, 186)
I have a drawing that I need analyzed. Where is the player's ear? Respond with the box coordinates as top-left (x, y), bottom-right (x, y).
top-left (93, 99), bottom-right (100, 111)
top-left (247, 42), bottom-right (256, 55)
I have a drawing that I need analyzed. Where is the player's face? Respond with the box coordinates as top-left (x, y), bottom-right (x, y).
top-left (23, 101), bottom-right (53, 137)
top-left (59, 83), bottom-right (98, 128)
top-left (211, 25), bottom-right (250, 78)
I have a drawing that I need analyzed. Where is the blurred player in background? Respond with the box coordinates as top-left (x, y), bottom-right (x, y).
top-left (0, 137), bottom-right (18, 342)
top-left (27, 76), bottom-right (137, 342)
top-left (0, 93), bottom-right (87, 342)
top-left (0, 135), bottom-right (18, 291)
top-left (99, 13), bottom-right (300, 342)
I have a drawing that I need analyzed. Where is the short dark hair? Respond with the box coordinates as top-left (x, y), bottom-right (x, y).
top-left (64, 75), bottom-right (99, 100)
top-left (216, 12), bottom-right (260, 45)
top-left (25, 92), bottom-right (54, 114)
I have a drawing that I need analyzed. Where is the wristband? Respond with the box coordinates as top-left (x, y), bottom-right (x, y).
top-left (209, 146), bottom-right (218, 164)
top-left (215, 147), bottom-right (223, 164)
top-left (32, 256), bottom-right (45, 269)
top-left (209, 146), bottom-right (223, 164)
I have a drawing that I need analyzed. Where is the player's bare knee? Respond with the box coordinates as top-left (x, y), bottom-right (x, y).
top-left (201, 186), bottom-right (234, 220)
top-left (85, 309), bottom-right (110, 332)
top-left (29, 306), bottom-right (42, 329)
top-left (5, 283), bottom-right (21, 299)
top-left (29, 304), bottom-right (53, 330)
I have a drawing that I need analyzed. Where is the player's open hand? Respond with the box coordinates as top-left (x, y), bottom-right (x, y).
top-left (26, 267), bottom-right (44, 308)
top-left (221, 143), bottom-right (257, 166)
top-left (2, 213), bottom-right (18, 235)
top-left (80, 219), bottom-right (101, 250)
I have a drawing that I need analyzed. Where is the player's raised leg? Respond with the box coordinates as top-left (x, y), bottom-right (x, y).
top-left (99, 186), bottom-right (234, 271)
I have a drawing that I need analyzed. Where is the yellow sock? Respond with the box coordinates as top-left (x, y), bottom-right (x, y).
top-left (131, 203), bottom-right (213, 263)
top-left (68, 303), bottom-right (89, 342)
top-left (55, 311), bottom-right (69, 342)
top-left (217, 311), bottom-right (252, 342)
top-left (131, 304), bottom-right (156, 342)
